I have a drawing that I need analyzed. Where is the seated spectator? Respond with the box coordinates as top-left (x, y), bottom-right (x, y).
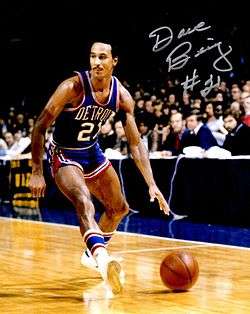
top-left (167, 94), bottom-right (178, 107)
top-left (181, 113), bottom-right (218, 151)
top-left (113, 120), bottom-right (128, 156)
top-left (14, 113), bottom-right (27, 135)
top-left (160, 103), bottom-right (170, 126)
top-left (214, 91), bottom-right (228, 111)
top-left (0, 115), bottom-right (7, 138)
top-left (135, 99), bottom-right (156, 130)
top-left (151, 123), bottom-right (166, 152)
top-left (98, 118), bottom-right (117, 152)
top-left (242, 84), bottom-right (250, 93)
top-left (241, 94), bottom-right (250, 127)
top-left (204, 102), bottom-right (228, 146)
top-left (27, 117), bottom-right (35, 137)
top-left (6, 130), bottom-right (31, 157)
top-left (230, 86), bottom-right (242, 115)
top-left (223, 109), bottom-right (250, 155)
top-left (134, 98), bottom-right (145, 117)
top-left (160, 112), bottom-right (186, 156)
top-left (190, 98), bottom-right (202, 112)
top-left (0, 138), bottom-right (7, 156)
top-left (137, 121), bottom-right (154, 152)
top-left (179, 92), bottom-right (192, 118)
top-left (3, 132), bottom-right (15, 149)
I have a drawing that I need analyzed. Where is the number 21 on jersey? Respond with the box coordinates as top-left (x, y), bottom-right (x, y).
top-left (77, 121), bottom-right (102, 142)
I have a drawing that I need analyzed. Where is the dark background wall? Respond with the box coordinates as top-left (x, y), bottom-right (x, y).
top-left (1, 1), bottom-right (250, 113)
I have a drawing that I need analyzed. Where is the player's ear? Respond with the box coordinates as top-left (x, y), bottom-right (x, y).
top-left (113, 57), bottom-right (118, 67)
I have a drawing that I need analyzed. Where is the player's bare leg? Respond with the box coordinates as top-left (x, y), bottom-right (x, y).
top-left (80, 166), bottom-right (128, 290)
top-left (55, 165), bottom-right (123, 294)
top-left (84, 166), bottom-right (129, 291)
top-left (87, 166), bottom-right (129, 240)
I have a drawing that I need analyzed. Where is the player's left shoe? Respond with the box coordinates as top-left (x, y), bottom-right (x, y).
top-left (81, 249), bottom-right (99, 272)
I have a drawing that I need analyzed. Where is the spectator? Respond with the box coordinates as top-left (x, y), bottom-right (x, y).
top-left (180, 92), bottom-right (191, 118)
top-left (27, 117), bottom-right (35, 136)
top-left (3, 132), bottom-right (15, 149)
top-left (135, 99), bottom-right (156, 130)
top-left (167, 94), bottom-right (177, 107)
top-left (14, 113), bottom-right (27, 135)
top-left (7, 130), bottom-right (31, 157)
top-left (98, 118), bottom-right (117, 152)
top-left (230, 86), bottom-right (241, 114)
top-left (0, 115), bottom-right (7, 138)
top-left (113, 120), bottom-right (128, 156)
top-left (204, 102), bottom-right (228, 146)
top-left (134, 99), bottom-right (145, 117)
top-left (161, 112), bottom-right (186, 156)
top-left (241, 95), bottom-right (250, 127)
top-left (181, 113), bottom-right (218, 150)
top-left (223, 109), bottom-right (250, 155)
top-left (0, 138), bottom-right (7, 156)
top-left (137, 121), bottom-right (154, 152)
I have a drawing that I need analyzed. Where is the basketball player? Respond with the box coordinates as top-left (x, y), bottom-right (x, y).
top-left (28, 41), bottom-right (170, 294)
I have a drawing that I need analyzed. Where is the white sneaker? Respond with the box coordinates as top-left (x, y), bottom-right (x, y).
top-left (98, 257), bottom-right (124, 295)
top-left (80, 250), bottom-right (99, 272)
top-left (107, 259), bottom-right (123, 294)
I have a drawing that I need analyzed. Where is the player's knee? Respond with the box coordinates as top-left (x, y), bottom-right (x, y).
top-left (121, 202), bottom-right (130, 216)
top-left (113, 200), bottom-right (129, 218)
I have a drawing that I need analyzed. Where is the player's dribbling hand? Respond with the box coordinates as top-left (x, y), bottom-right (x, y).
top-left (149, 184), bottom-right (170, 215)
top-left (28, 174), bottom-right (46, 198)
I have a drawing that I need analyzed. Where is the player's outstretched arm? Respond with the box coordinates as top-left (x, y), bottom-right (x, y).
top-left (119, 84), bottom-right (170, 215)
top-left (29, 76), bottom-right (81, 197)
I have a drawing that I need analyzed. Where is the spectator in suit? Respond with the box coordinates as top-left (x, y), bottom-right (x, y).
top-left (160, 112), bottom-right (185, 156)
top-left (223, 109), bottom-right (250, 155)
top-left (181, 113), bottom-right (218, 151)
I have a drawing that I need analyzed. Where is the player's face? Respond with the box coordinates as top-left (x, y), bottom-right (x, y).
top-left (90, 42), bottom-right (118, 79)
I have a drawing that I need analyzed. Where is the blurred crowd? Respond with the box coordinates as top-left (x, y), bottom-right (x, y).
top-left (101, 78), bottom-right (250, 157)
top-left (1, 78), bottom-right (250, 159)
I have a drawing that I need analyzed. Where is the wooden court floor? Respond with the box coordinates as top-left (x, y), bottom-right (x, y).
top-left (0, 217), bottom-right (250, 314)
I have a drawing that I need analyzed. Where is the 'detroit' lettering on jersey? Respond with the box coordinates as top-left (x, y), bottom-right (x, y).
top-left (52, 71), bottom-right (119, 149)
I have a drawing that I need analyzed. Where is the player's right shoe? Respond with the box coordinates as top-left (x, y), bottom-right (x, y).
top-left (107, 259), bottom-right (123, 294)
top-left (81, 249), bottom-right (124, 294)
top-left (98, 257), bottom-right (124, 295)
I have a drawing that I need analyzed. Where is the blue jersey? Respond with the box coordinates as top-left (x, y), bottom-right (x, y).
top-left (52, 70), bottom-right (119, 149)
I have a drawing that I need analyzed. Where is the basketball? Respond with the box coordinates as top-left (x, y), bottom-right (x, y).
top-left (160, 250), bottom-right (199, 291)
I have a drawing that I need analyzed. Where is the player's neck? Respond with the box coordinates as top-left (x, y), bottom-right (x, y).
top-left (91, 76), bottom-right (112, 92)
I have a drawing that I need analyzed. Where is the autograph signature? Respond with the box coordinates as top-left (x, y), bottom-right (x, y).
top-left (149, 21), bottom-right (232, 73)
top-left (149, 22), bottom-right (211, 52)
top-left (149, 21), bottom-right (233, 96)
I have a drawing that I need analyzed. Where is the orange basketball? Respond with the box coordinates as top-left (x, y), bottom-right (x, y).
top-left (160, 250), bottom-right (199, 291)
